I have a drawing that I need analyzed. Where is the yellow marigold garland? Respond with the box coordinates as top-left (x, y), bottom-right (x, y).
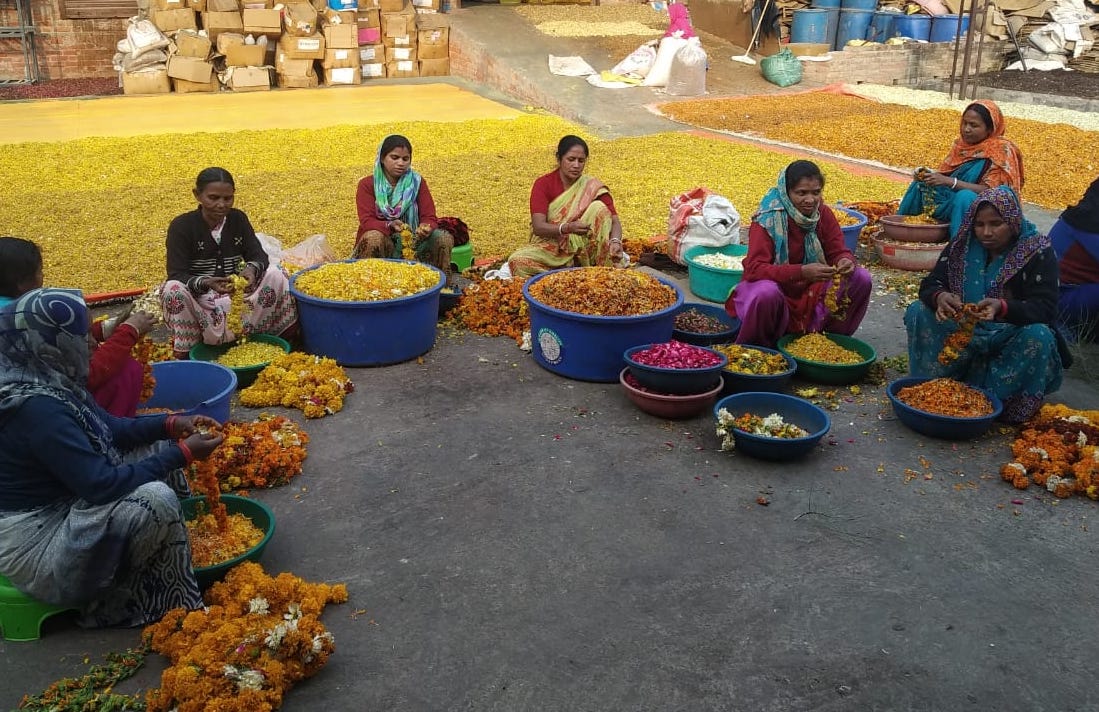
top-left (239, 352), bottom-right (354, 418)
top-left (143, 562), bottom-right (348, 712)
top-left (227, 272), bottom-right (250, 340)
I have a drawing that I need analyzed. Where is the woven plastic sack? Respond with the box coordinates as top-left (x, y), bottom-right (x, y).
top-left (643, 36), bottom-right (688, 87)
top-left (665, 36), bottom-right (707, 96)
top-left (760, 48), bottom-right (802, 88)
top-left (126, 18), bottom-right (169, 59)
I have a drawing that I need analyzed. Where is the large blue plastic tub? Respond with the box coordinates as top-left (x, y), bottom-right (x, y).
top-left (868, 10), bottom-right (897, 42)
top-left (523, 269), bottom-right (684, 383)
top-left (290, 258), bottom-right (444, 366)
top-left (791, 8), bottom-right (836, 45)
top-left (894, 13), bottom-right (932, 40)
top-left (929, 13), bottom-right (970, 42)
top-left (139, 360), bottom-right (237, 423)
top-left (836, 8), bottom-right (874, 49)
top-left (835, 205), bottom-right (868, 252)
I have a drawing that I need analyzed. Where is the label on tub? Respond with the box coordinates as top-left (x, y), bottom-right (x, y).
top-left (537, 328), bottom-right (563, 364)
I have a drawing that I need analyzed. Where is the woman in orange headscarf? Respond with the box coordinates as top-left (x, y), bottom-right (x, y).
top-left (898, 100), bottom-right (1024, 238)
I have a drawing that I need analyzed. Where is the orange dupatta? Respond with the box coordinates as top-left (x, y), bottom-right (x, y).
top-left (938, 100), bottom-right (1024, 192)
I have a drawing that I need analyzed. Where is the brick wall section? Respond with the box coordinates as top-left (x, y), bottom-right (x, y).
top-left (0, 0), bottom-right (126, 81)
top-left (801, 40), bottom-right (1008, 86)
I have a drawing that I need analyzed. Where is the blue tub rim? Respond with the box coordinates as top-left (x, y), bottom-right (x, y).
top-left (138, 360), bottom-right (238, 417)
top-left (522, 267), bottom-right (685, 324)
top-left (886, 376), bottom-right (1004, 424)
top-left (289, 257), bottom-right (445, 309)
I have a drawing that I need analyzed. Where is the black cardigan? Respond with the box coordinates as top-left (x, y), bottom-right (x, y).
top-left (165, 208), bottom-right (268, 294)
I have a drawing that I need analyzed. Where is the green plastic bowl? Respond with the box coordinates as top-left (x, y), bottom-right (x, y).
top-left (776, 332), bottom-right (876, 385)
top-left (684, 244), bottom-right (749, 303)
top-left (189, 333), bottom-right (291, 389)
top-left (181, 494), bottom-right (276, 589)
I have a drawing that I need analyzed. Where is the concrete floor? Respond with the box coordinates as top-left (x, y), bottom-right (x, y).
top-left (2, 6), bottom-right (1098, 712)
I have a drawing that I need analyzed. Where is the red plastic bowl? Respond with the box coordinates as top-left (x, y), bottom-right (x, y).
top-left (619, 368), bottom-right (723, 419)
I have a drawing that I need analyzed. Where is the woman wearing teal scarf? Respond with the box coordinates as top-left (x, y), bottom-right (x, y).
top-left (353, 135), bottom-right (468, 282)
top-left (905, 186), bottom-right (1063, 423)
top-left (727, 160), bottom-right (871, 347)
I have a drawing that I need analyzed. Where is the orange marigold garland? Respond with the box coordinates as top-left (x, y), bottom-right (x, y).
top-left (131, 336), bottom-right (166, 402)
top-left (450, 276), bottom-right (530, 344)
top-left (187, 415), bottom-right (309, 493)
top-left (998, 404), bottom-right (1099, 499)
top-left (937, 303), bottom-right (980, 366)
top-left (239, 353), bottom-right (354, 418)
top-left (143, 561), bottom-right (348, 712)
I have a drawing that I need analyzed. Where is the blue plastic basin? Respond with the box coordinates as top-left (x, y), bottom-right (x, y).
top-left (834, 205), bottom-right (868, 252)
top-left (290, 258), bottom-right (444, 366)
top-left (713, 392), bottom-right (831, 461)
top-left (624, 343), bottom-right (728, 396)
top-left (672, 303), bottom-right (741, 346)
top-left (886, 376), bottom-right (1002, 439)
top-left (139, 360), bottom-right (237, 422)
top-left (523, 268), bottom-right (684, 383)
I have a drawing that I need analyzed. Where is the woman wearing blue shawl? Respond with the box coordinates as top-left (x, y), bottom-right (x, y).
top-left (0, 289), bottom-right (223, 628)
top-left (353, 135), bottom-right (468, 282)
top-left (905, 186), bottom-right (1063, 423)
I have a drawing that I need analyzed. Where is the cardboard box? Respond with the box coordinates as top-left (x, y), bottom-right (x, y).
top-left (206, 0), bottom-right (239, 10)
top-left (175, 30), bottom-right (212, 58)
top-left (122, 67), bottom-right (171, 94)
top-left (167, 54), bottom-right (215, 83)
top-left (418, 56), bottom-right (447, 76)
top-left (224, 41), bottom-right (266, 66)
top-left (240, 0), bottom-right (271, 7)
top-left (278, 71), bottom-right (319, 87)
top-left (357, 26), bottom-right (380, 44)
top-left (416, 25), bottom-right (446, 59)
top-left (276, 54), bottom-right (316, 74)
top-left (386, 58), bottom-right (417, 77)
top-left (320, 8), bottom-right (357, 25)
top-left (283, 2), bottom-right (318, 35)
top-left (308, 0), bottom-right (328, 10)
top-left (323, 46), bottom-right (358, 68)
top-left (384, 45), bottom-right (415, 61)
top-left (202, 11), bottom-right (244, 42)
top-left (322, 65), bottom-right (361, 84)
top-left (153, 8), bottom-right (197, 32)
top-left (358, 0), bottom-right (381, 8)
top-left (356, 8), bottom-right (380, 26)
top-left (358, 43), bottom-right (383, 62)
top-left (381, 9), bottom-right (415, 37)
top-left (411, 0), bottom-right (439, 9)
top-left (187, 0), bottom-right (207, 11)
top-left (154, 0), bottom-right (186, 11)
top-left (361, 61), bottom-right (385, 77)
top-left (324, 23), bottom-right (357, 48)
top-left (383, 33), bottom-right (415, 48)
top-left (277, 33), bottom-right (325, 59)
top-left (227, 66), bottom-right (271, 90)
top-left (242, 8), bottom-right (282, 35)
top-left (379, 0), bottom-right (404, 11)
top-left (172, 76), bottom-right (219, 92)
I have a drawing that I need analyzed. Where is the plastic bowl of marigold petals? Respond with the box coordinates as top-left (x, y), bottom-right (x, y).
top-left (181, 494), bottom-right (275, 589)
top-left (190, 333), bottom-right (291, 389)
top-left (887, 376), bottom-right (1002, 440)
top-left (713, 392), bottom-right (830, 461)
top-left (878, 214), bottom-right (950, 243)
top-left (619, 368), bottom-right (723, 419)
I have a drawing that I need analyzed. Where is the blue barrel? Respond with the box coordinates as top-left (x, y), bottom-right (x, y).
top-left (929, 13), bottom-right (970, 42)
top-left (811, 0), bottom-right (841, 7)
top-left (893, 13), bottom-right (932, 40)
top-left (841, 0), bottom-right (877, 8)
top-left (836, 8), bottom-right (874, 49)
top-left (790, 8), bottom-right (836, 45)
top-left (867, 10), bottom-right (896, 41)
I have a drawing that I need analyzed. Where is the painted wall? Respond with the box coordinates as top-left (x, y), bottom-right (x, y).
top-left (0, 0), bottom-right (126, 81)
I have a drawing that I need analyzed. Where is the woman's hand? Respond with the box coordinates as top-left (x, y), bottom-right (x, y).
top-left (801, 263), bottom-right (836, 282)
top-left (202, 276), bottom-right (234, 295)
top-left (182, 431), bottom-right (224, 461)
top-left (609, 238), bottom-right (624, 261)
top-left (934, 291), bottom-right (964, 321)
top-left (416, 223), bottom-right (433, 239)
top-left (241, 265), bottom-right (260, 294)
top-left (921, 171), bottom-right (953, 188)
top-left (169, 414), bottom-right (221, 439)
top-left (974, 297), bottom-right (1001, 321)
top-left (835, 258), bottom-right (855, 276)
top-left (123, 311), bottom-right (157, 337)
top-left (562, 221), bottom-right (591, 237)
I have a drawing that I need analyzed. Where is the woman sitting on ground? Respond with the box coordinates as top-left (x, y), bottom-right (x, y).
top-left (353, 134), bottom-right (468, 282)
top-left (161, 167), bottom-right (298, 360)
top-left (1050, 175), bottom-right (1099, 340)
top-left (506, 135), bottom-right (625, 280)
top-left (725, 160), bottom-right (872, 348)
top-left (0, 236), bottom-right (155, 418)
top-left (898, 100), bottom-right (1024, 238)
top-left (904, 186), bottom-right (1063, 423)
top-left (0, 288), bottom-right (223, 627)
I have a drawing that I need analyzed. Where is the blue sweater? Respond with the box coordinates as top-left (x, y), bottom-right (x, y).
top-left (0, 396), bottom-right (187, 510)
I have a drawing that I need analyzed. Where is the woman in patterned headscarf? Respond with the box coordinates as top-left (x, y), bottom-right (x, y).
top-left (726, 160), bottom-right (872, 347)
top-left (0, 289), bottom-right (223, 627)
top-left (898, 100), bottom-right (1025, 238)
top-left (905, 186), bottom-right (1064, 423)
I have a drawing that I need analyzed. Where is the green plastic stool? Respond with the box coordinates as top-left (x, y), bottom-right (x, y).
top-left (0, 573), bottom-right (73, 641)
top-left (450, 241), bottom-right (473, 273)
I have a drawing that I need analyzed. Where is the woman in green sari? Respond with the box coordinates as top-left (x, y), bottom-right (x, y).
top-left (507, 135), bottom-right (625, 280)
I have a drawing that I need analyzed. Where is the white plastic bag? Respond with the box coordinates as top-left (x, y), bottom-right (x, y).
top-left (611, 41), bottom-right (658, 79)
top-left (255, 232), bottom-right (282, 267)
top-left (126, 18), bottom-right (169, 59)
top-left (665, 36), bottom-right (707, 96)
top-left (668, 189), bottom-right (740, 265)
top-left (642, 36), bottom-right (688, 87)
top-left (281, 234), bottom-right (336, 273)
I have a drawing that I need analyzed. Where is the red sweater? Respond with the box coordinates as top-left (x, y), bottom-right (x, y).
top-left (355, 175), bottom-right (438, 240)
top-left (529, 170), bottom-right (617, 217)
top-left (743, 205), bottom-right (854, 298)
top-left (87, 323), bottom-right (140, 390)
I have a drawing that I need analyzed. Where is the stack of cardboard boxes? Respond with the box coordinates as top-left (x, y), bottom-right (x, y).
top-left (121, 0), bottom-right (449, 93)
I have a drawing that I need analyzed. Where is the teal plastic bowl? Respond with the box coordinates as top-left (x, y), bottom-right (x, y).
top-left (182, 494), bottom-right (275, 589)
top-left (189, 333), bottom-right (290, 389)
top-left (684, 244), bottom-right (749, 303)
top-left (777, 332), bottom-right (876, 385)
